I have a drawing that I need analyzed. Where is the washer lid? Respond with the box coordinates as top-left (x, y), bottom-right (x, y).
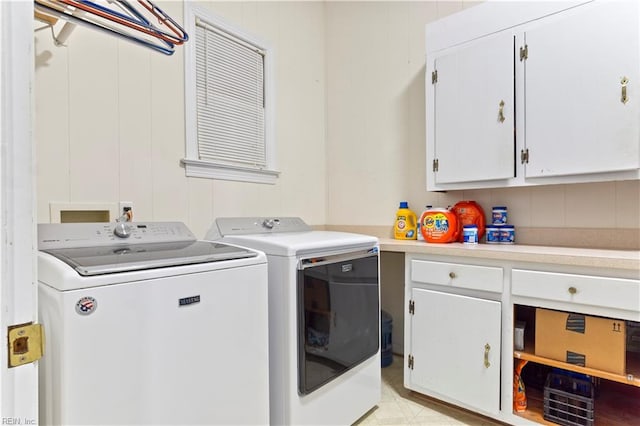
top-left (38, 222), bottom-right (257, 276)
top-left (42, 240), bottom-right (258, 276)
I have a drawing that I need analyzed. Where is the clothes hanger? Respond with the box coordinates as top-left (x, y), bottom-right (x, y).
top-left (34, 0), bottom-right (177, 55)
top-left (52, 0), bottom-right (185, 45)
top-left (132, 0), bottom-right (188, 44)
top-left (33, 0), bottom-right (188, 54)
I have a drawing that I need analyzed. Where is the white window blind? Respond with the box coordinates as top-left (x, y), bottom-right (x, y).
top-left (196, 20), bottom-right (265, 167)
top-left (183, 4), bottom-right (278, 184)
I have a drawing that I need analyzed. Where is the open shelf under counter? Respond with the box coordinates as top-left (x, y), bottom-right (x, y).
top-left (514, 376), bottom-right (640, 425)
top-left (514, 343), bottom-right (640, 388)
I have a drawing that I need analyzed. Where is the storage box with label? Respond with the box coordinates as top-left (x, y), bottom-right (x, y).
top-left (535, 308), bottom-right (626, 375)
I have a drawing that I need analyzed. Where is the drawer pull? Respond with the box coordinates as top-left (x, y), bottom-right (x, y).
top-left (484, 343), bottom-right (491, 368)
top-left (568, 286), bottom-right (577, 295)
top-left (449, 272), bottom-right (456, 279)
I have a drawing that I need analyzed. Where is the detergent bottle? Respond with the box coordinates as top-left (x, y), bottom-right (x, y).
top-left (419, 207), bottom-right (460, 243)
top-left (394, 201), bottom-right (417, 240)
top-left (451, 200), bottom-right (486, 242)
top-left (416, 205), bottom-right (432, 241)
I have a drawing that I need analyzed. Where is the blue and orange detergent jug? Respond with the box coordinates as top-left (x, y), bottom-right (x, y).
top-left (418, 207), bottom-right (460, 243)
top-left (393, 201), bottom-right (417, 240)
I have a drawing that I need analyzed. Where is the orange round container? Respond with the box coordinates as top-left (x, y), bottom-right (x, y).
top-left (452, 201), bottom-right (486, 242)
top-left (419, 208), bottom-right (460, 243)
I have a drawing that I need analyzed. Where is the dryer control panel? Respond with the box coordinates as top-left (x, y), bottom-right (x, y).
top-left (212, 217), bottom-right (312, 237)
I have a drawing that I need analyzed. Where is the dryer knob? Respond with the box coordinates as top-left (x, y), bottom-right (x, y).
top-left (113, 222), bottom-right (132, 238)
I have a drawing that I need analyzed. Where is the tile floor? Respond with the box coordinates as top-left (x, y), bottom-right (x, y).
top-left (353, 355), bottom-right (504, 426)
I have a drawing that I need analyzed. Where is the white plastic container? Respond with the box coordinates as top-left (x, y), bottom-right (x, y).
top-left (492, 206), bottom-right (508, 225)
top-left (462, 224), bottom-right (478, 244)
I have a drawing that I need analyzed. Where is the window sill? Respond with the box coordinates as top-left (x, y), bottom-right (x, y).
top-left (181, 158), bottom-right (280, 184)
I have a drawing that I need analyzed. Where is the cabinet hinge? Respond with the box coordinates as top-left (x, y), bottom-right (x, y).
top-left (432, 158), bottom-right (439, 173)
top-left (520, 148), bottom-right (529, 164)
top-left (431, 70), bottom-right (438, 84)
top-left (519, 44), bottom-right (528, 61)
top-left (409, 299), bottom-right (415, 315)
top-left (8, 322), bottom-right (45, 368)
top-left (408, 354), bottom-right (414, 370)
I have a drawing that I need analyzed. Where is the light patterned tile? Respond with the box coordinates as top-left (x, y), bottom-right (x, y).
top-left (372, 400), bottom-right (406, 421)
top-left (381, 384), bottom-right (399, 402)
top-left (377, 420), bottom-right (412, 426)
top-left (356, 355), bottom-right (503, 426)
top-left (354, 411), bottom-right (379, 425)
top-left (396, 398), bottom-right (426, 420)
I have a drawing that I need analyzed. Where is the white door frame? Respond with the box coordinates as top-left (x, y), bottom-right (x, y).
top-left (1, 1), bottom-right (38, 423)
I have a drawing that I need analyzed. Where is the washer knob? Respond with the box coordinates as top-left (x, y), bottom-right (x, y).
top-left (113, 222), bottom-right (131, 238)
top-left (262, 218), bottom-right (275, 229)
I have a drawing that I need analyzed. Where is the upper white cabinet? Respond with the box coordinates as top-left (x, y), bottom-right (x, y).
top-left (430, 32), bottom-right (515, 185)
top-left (523, 1), bottom-right (640, 179)
top-left (425, 0), bottom-right (640, 191)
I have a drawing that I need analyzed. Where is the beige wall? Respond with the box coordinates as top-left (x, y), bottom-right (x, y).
top-left (34, 1), bottom-right (327, 238)
top-left (35, 1), bottom-right (640, 240)
top-left (325, 1), bottom-right (640, 233)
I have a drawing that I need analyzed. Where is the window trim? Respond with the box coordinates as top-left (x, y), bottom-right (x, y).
top-left (183, 3), bottom-right (278, 184)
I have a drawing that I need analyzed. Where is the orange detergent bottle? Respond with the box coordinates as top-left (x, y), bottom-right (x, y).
top-left (394, 201), bottom-right (417, 240)
top-left (419, 208), bottom-right (460, 243)
top-left (452, 200), bottom-right (486, 242)
top-left (513, 359), bottom-right (528, 412)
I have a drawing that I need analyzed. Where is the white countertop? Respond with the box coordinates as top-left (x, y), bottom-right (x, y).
top-left (379, 238), bottom-right (640, 272)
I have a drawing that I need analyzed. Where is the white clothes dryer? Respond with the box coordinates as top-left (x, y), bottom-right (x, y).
top-left (38, 222), bottom-right (270, 425)
top-left (207, 217), bottom-right (381, 425)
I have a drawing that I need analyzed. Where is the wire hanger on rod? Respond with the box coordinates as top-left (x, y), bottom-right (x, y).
top-left (33, 0), bottom-right (189, 55)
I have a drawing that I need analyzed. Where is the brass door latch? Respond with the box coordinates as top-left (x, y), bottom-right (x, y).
top-left (7, 322), bottom-right (44, 368)
top-left (621, 77), bottom-right (629, 104)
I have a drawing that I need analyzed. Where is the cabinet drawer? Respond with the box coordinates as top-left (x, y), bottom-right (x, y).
top-left (512, 269), bottom-right (640, 312)
top-left (410, 260), bottom-right (503, 293)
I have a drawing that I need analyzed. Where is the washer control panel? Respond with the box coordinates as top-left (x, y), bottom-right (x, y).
top-left (38, 222), bottom-right (196, 249)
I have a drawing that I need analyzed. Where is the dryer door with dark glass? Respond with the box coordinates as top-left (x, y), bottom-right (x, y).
top-left (297, 252), bottom-right (379, 395)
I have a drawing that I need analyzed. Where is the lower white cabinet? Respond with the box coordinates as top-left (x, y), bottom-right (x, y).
top-left (405, 287), bottom-right (501, 416)
top-left (399, 249), bottom-right (639, 425)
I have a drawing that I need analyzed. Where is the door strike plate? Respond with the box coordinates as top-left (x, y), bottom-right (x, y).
top-left (7, 322), bottom-right (45, 368)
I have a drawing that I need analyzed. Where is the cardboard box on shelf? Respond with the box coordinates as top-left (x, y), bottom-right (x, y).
top-left (535, 308), bottom-right (626, 375)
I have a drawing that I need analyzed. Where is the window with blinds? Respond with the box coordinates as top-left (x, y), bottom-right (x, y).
top-left (183, 5), bottom-right (278, 184)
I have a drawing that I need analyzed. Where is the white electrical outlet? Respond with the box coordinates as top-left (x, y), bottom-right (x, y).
top-left (118, 201), bottom-right (134, 217)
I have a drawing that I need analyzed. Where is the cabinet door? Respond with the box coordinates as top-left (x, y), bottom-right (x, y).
top-left (407, 288), bottom-right (501, 415)
top-left (524, 1), bottom-right (640, 178)
top-left (431, 32), bottom-right (515, 185)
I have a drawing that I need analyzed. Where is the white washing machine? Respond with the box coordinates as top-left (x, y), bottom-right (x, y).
top-left (38, 222), bottom-right (270, 425)
top-left (206, 217), bottom-right (381, 425)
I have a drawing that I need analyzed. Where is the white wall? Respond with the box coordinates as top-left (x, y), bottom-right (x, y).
top-left (34, 1), bottom-right (640, 238)
top-left (34, 1), bottom-right (327, 237)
